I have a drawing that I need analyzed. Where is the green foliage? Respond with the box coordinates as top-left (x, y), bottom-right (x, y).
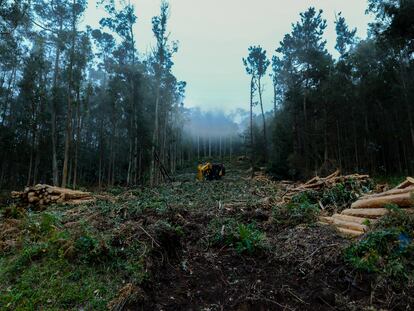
top-left (373, 176), bottom-right (406, 188)
top-left (344, 207), bottom-right (414, 280)
top-left (270, 3), bottom-right (414, 178)
top-left (106, 186), bottom-right (125, 196)
top-left (235, 223), bottom-right (265, 254)
top-left (209, 218), bottom-right (266, 255)
top-left (0, 209), bottom-right (146, 309)
top-left (291, 190), bottom-right (319, 204)
top-left (289, 179), bottom-right (372, 213)
top-left (0, 257), bottom-right (121, 310)
top-left (273, 201), bottom-right (319, 228)
top-left (2, 205), bottom-right (25, 219)
top-left (321, 179), bottom-right (372, 210)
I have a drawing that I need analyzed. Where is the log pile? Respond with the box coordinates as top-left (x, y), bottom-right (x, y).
top-left (320, 177), bottom-right (414, 237)
top-left (282, 170), bottom-right (370, 202)
top-left (11, 184), bottom-right (95, 210)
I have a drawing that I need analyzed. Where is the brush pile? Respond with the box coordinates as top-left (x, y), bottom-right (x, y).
top-left (282, 170), bottom-right (370, 203)
top-left (11, 184), bottom-right (95, 210)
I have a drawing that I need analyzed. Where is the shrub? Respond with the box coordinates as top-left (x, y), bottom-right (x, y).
top-left (273, 201), bottom-right (319, 228)
top-left (290, 179), bottom-right (373, 213)
top-left (2, 205), bottom-right (26, 219)
top-left (344, 207), bottom-right (414, 280)
top-left (209, 219), bottom-right (266, 255)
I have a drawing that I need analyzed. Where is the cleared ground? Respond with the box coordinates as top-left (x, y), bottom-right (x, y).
top-left (0, 160), bottom-right (412, 310)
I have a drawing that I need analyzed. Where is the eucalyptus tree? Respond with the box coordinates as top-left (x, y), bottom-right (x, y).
top-left (243, 46), bottom-right (270, 162)
top-left (71, 31), bottom-right (93, 189)
top-left (150, 0), bottom-right (178, 186)
top-left (32, 0), bottom-right (73, 186)
top-left (335, 12), bottom-right (357, 59)
top-left (367, 0), bottom-right (414, 151)
top-left (270, 55), bottom-right (283, 118)
top-left (61, 0), bottom-right (87, 188)
top-left (99, 0), bottom-right (139, 185)
top-left (18, 38), bottom-right (48, 186)
top-left (275, 7), bottom-right (331, 172)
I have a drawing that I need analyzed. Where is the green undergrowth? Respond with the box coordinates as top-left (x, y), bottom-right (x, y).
top-left (0, 210), bottom-right (147, 310)
top-left (272, 200), bottom-right (320, 229)
top-left (287, 178), bottom-right (373, 214)
top-left (344, 205), bottom-right (414, 281)
top-left (209, 218), bottom-right (266, 254)
top-left (373, 176), bottom-right (406, 188)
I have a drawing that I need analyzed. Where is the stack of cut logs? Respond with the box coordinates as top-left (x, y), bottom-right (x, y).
top-left (320, 177), bottom-right (414, 237)
top-left (11, 184), bottom-right (95, 210)
top-left (282, 170), bottom-right (370, 202)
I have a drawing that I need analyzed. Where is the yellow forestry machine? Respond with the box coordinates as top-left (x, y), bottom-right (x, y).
top-left (197, 162), bottom-right (226, 181)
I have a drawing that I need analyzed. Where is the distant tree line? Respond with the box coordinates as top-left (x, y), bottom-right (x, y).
top-left (182, 108), bottom-right (243, 161)
top-left (244, 0), bottom-right (414, 179)
top-left (0, 0), bottom-right (187, 189)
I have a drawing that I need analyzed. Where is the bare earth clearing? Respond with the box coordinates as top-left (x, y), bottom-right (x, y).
top-left (0, 160), bottom-right (412, 310)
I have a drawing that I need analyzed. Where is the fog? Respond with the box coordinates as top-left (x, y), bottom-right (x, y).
top-left (182, 107), bottom-right (247, 159)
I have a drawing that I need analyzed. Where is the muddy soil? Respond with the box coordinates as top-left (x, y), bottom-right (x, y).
top-left (120, 163), bottom-right (375, 311)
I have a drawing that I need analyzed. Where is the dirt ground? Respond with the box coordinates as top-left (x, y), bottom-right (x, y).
top-left (114, 163), bottom-right (379, 311)
top-left (1, 161), bottom-right (410, 310)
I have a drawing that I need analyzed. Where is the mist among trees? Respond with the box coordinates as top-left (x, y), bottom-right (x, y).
top-left (1, 0), bottom-right (414, 189)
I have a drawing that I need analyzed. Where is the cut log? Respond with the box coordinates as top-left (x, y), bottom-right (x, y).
top-left (351, 192), bottom-right (414, 209)
top-left (331, 218), bottom-right (367, 232)
top-left (319, 216), bottom-right (334, 224)
top-left (64, 198), bottom-right (96, 205)
top-left (331, 214), bottom-right (369, 224)
top-left (337, 227), bottom-right (362, 237)
top-left (394, 177), bottom-right (414, 190)
top-left (359, 186), bottom-right (414, 200)
top-left (325, 169), bottom-right (341, 180)
top-left (342, 208), bottom-right (388, 218)
top-left (11, 184), bottom-right (94, 210)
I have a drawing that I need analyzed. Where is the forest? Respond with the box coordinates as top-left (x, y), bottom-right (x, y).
top-left (0, 0), bottom-right (192, 189)
top-left (244, 2), bottom-right (414, 179)
top-left (1, 0), bottom-right (414, 189)
top-left (1, 0), bottom-right (414, 310)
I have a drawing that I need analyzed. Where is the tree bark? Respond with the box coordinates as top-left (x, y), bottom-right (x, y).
top-left (258, 78), bottom-right (268, 162)
top-left (73, 90), bottom-right (81, 189)
top-left (61, 0), bottom-right (77, 188)
top-left (250, 77), bottom-right (254, 162)
top-left (51, 21), bottom-right (62, 186)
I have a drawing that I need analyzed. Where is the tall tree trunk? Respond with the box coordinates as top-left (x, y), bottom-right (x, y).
top-left (61, 0), bottom-right (76, 188)
top-left (127, 115), bottom-right (133, 185)
top-left (249, 77), bottom-right (254, 162)
top-left (150, 85), bottom-right (160, 186)
top-left (197, 135), bottom-right (200, 159)
top-left (1, 66), bottom-right (17, 126)
top-left (51, 21), bottom-right (63, 186)
top-left (73, 91), bottom-right (81, 189)
top-left (27, 144), bottom-right (34, 187)
top-left (273, 81), bottom-right (277, 119)
top-left (336, 120), bottom-right (342, 170)
top-left (229, 136), bottom-right (232, 161)
top-left (258, 78), bottom-right (268, 162)
top-left (303, 90), bottom-right (308, 171)
top-left (323, 103), bottom-right (328, 163)
top-left (399, 55), bottom-right (414, 150)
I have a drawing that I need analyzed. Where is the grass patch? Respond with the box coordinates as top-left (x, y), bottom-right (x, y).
top-left (0, 257), bottom-right (121, 310)
top-left (0, 208), bottom-right (147, 310)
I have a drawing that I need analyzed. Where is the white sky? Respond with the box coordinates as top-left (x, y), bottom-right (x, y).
top-left (84, 0), bottom-right (373, 113)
